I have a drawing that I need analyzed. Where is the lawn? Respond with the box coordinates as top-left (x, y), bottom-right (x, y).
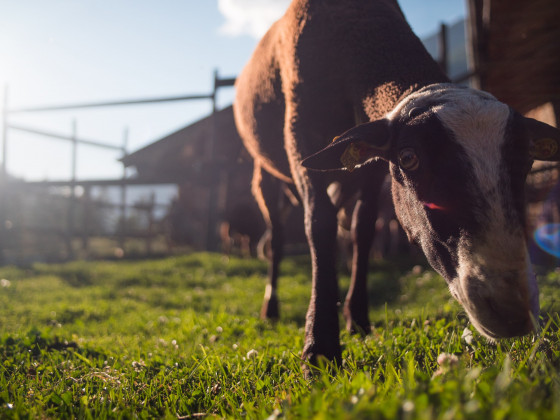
top-left (1, 253), bottom-right (560, 418)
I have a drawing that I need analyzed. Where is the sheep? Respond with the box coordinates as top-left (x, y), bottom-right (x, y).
top-left (233, 0), bottom-right (560, 368)
top-left (219, 203), bottom-right (265, 258)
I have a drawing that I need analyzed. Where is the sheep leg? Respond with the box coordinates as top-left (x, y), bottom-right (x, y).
top-left (252, 164), bottom-right (284, 320)
top-left (344, 165), bottom-right (386, 335)
top-left (301, 186), bottom-right (342, 368)
top-left (344, 198), bottom-right (377, 335)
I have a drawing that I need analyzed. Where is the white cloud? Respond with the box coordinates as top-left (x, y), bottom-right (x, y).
top-left (218, 0), bottom-right (290, 39)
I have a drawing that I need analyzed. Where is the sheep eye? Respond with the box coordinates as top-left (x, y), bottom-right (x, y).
top-left (398, 148), bottom-right (419, 171)
top-left (408, 106), bottom-right (428, 119)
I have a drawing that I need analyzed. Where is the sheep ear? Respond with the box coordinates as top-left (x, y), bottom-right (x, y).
top-left (526, 117), bottom-right (560, 161)
top-left (301, 119), bottom-right (391, 171)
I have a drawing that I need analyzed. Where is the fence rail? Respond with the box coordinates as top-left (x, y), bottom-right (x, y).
top-left (7, 93), bottom-right (214, 114)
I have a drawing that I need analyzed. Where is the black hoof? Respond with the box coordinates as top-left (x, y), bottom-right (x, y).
top-left (301, 353), bottom-right (342, 378)
top-left (345, 318), bottom-right (371, 336)
top-left (301, 341), bottom-right (342, 378)
top-left (343, 305), bottom-right (371, 336)
top-left (260, 295), bottom-right (280, 320)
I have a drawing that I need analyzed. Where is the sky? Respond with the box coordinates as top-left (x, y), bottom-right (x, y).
top-left (0, 0), bottom-right (466, 182)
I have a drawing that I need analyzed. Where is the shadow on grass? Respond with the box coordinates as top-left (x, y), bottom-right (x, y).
top-left (278, 254), bottom-right (428, 326)
top-left (1, 329), bottom-right (110, 362)
top-left (32, 263), bottom-right (96, 288)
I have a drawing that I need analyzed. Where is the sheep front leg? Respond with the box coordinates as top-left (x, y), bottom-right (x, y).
top-left (301, 188), bottom-right (342, 369)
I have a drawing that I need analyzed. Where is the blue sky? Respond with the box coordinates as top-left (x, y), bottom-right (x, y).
top-left (0, 0), bottom-right (466, 181)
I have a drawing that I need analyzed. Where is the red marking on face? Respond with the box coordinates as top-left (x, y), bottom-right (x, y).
top-left (424, 202), bottom-right (447, 211)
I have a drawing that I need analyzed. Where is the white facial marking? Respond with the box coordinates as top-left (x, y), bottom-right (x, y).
top-left (431, 89), bottom-right (527, 292)
top-left (435, 92), bottom-right (510, 195)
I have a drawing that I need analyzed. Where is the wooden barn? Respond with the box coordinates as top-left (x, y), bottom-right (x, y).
top-left (121, 106), bottom-right (266, 252)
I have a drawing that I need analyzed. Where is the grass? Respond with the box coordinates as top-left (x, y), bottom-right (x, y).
top-left (1, 253), bottom-right (560, 418)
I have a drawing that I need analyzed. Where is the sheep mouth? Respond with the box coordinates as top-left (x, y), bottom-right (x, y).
top-left (476, 298), bottom-right (536, 339)
top-left (451, 270), bottom-right (540, 340)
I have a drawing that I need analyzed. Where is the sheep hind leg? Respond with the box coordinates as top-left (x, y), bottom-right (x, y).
top-left (344, 167), bottom-right (386, 335)
top-left (252, 164), bottom-right (285, 321)
top-left (343, 198), bottom-right (376, 335)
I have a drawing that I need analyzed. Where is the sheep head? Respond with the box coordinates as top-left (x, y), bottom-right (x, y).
top-left (303, 84), bottom-right (560, 340)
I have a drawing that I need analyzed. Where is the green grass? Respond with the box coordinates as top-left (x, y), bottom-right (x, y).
top-left (1, 253), bottom-right (560, 418)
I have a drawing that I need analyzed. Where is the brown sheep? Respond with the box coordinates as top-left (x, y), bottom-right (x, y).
top-left (234, 0), bottom-right (560, 369)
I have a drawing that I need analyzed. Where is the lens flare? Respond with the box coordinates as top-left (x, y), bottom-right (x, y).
top-left (534, 223), bottom-right (560, 258)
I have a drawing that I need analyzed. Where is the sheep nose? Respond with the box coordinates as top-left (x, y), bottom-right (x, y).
top-left (484, 297), bottom-right (536, 338)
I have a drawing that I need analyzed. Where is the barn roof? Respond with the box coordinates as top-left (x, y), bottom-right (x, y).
top-left (121, 105), bottom-right (244, 182)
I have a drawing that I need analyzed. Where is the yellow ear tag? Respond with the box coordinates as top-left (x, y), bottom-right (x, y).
top-left (531, 137), bottom-right (558, 159)
top-left (340, 142), bottom-right (370, 172)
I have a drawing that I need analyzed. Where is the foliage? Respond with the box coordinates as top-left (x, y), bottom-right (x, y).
top-left (1, 253), bottom-right (560, 418)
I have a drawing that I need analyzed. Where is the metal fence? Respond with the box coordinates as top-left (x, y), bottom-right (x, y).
top-left (0, 71), bottom-right (235, 264)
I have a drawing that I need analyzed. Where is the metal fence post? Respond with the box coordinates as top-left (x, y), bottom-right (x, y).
top-left (0, 86), bottom-right (8, 264)
top-left (438, 23), bottom-right (448, 76)
top-left (66, 119), bottom-right (77, 260)
top-left (2, 85), bottom-right (8, 179)
top-left (119, 127), bottom-right (128, 251)
top-left (81, 185), bottom-right (91, 253)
